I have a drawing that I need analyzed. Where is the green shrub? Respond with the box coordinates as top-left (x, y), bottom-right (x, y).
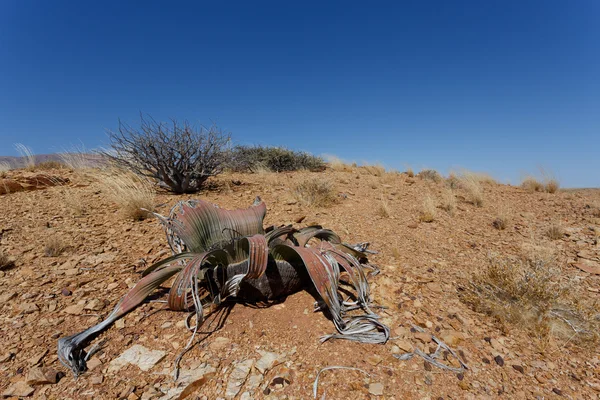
top-left (228, 145), bottom-right (325, 173)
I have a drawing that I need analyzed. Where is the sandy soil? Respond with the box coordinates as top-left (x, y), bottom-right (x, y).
top-left (1, 167), bottom-right (599, 399)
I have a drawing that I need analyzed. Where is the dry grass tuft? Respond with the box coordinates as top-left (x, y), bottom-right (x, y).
top-left (0, 252), bottom-right (15, 270)
top-left (97, 169), bottom-right (156, 220)
top-left (544, 179), bottom-right (560, 194)
top-left (361, 164), bottom-right (386, 177)
top-left (44, 236), bottom-right (67, 257)
top-left (15, 143), bottom-right (36, 170)
top-left (417, 169), bottom-right (442, 183)
top-left (405, 167), bottom-right (414, 178)
top-left (461, 250), bottom-right (599, 344)
top-left (458, 173), bottom-right (484, 207)
top-left (293, 178), bottom-right (337, 207)
top-left (376, 197), bottom-right (391, 218)
top-left (546, 223), bottom-right (564, 240)
top-left (419, 196), bottom-right (437, 222)
top-left (521, 177), bottom-right (544, 193)
top-left (35, 160), bottom-right (66, 170)
top-left (0, 161), bottom-right (12, 173)
top-left (326, 155), bottom-right (354, 172)
top-left (492, 206), bottom-right (511, 230)
top-left (439, 189), bottom-right (456, 215)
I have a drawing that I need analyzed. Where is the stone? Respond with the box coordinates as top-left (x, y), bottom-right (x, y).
top-left (2, 381), bottom-right (35, 397)
top-left (368, 382), bottom-right (384, 396)
top-left (86, 356), bottom-right (102, 371)
top-left (26, 367), bottom-right (62, 385)
top-left (63, 304), bottom-right (85, 315)
top-left (494, 355), bottom-right (504, 367)
top-left (208, 337), bottom-right (231, 352)
top-left (108, 345), bottom-right (166, 372)
top-left (395, 339), bottom-right (413, 352)
top-left (414, 332), bottom-right (431, 343)
top-left (572, 259), bottom-right (600, 274)
top-left (84, 299), bottom-right (104, 311)
top-left (19, 302), bottom-right (39, 314)
top-left (225, 359), bottom-right (254, 399)
top-left (366, 354), bottom-right (383, 366)
top-left (28, 350), bottom-right (48, 366)
top-left (255, 350), bottom-right (282, 374)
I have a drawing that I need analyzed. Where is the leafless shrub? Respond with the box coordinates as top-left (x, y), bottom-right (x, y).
top-left (45, 236), bottom-right (67, 257)
top-left (97, 169), bottom-right (156, 220)
top-left (15, 143), bottom-right (35, 170)
top-left (419, 196), bottom-right (436, 222)
top-left (294, 178), bottom-right (336, 207)
top-left (461, 250), bottom-right (599, 343)
top-left (546, 223), bottom-right (564, 240)
top-left (102, 115), bottom-right (230, 193)
top-left (417, 169), bottom-right (442, 183)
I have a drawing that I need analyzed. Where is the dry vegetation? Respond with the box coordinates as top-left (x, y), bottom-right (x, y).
top-left (419, 195), bottom-right (437, 222)
top-left (417, 169), bottom-right (442, 182)
top-left (521, 172), bottom-right (560, 194)
top-left (546, 223), bottom-right (564, 240)
top-left (492, 206), bottom-right (511, 230)
top-left (361, 164), bottom-right (386, 177)
top-left (461, 249), bottom-right (599, 344)
top-left (14, 143), bottom-right (36, 170)
top-left (293, 178), bottom-right (336, 207)
top-left (96, 169), bottom-right (156, 220)
top-left (44, 236), bottom-right (68, 257)
top-left (376, 196), bottom-right (391, 218)
top-left (439, 189), bottom-right (456, 215)
top-left (457, 172), bottom-right (484, 207)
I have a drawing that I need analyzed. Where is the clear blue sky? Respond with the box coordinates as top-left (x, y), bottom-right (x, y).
top-left (1, 1), bottom-right (598, 187)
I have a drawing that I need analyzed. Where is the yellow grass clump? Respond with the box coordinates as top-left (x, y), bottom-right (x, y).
top-left (439, 189), bottom-right (456, 215)
top-left (44, 236), bottom-right (68, 257)
top-left (492, 206), bottom-right (511, 230)
top-left (546, 223), bottom-right (564, 240)
top-left (376, 196), bottom-right (391, 218)
top-left (97, 170), bottom-right (156, 220)
top-left (458, 173), bottom-right (484, 207)
top-left (293, 178), bottom-right (337, 207)
top-left (461, 248), bottom-right (599, 344)
top-left (419, 196), bottom-right (437, 222)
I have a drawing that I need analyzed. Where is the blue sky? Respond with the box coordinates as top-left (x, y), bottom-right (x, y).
top-left (1, 1), bottom-right (598, 187)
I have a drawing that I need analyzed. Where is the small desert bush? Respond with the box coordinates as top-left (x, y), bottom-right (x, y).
top-left (461, 251), bottom-right (599, 343)
top-left (44, 236), bottom-right (67, 257)
top-left (546, 223), bottom-right (564, 240)
top-left (440, 189), bottom-right (456, 215)
top-left (405, 167), bottom-right (414, 178)
top-left (458, 170), bottom-right (497, 185)
top-left (417, 169), bottom-right (442, 183)
top-left (446, 173), bottom-right (460, 189)
top-left (419, 196), bottom-right (436, 222)
top-left (228, 145), bottom-right (325, 173)
top-left (97, 170), bottom-right (156, 220)
top-left (521, 171), bottom-right (560, 194)
top-left (293, 178), bottom-right (336, 207)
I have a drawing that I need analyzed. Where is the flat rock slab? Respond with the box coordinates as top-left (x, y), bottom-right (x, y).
top-left (2, 381), bottom-right (35, 397)
top-left (225, 359), bottom-right (255, 399)
top-left (108, 345), bottom-right (166, 372)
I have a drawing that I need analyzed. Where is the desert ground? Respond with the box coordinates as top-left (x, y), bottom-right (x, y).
top-left (1, 165), bottom-right (599, 399)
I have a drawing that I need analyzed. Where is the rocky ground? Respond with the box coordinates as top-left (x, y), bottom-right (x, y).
top-left (0, 166), bottom-right (599, 399)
